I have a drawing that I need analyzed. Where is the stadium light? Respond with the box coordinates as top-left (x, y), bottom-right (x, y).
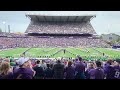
top-left (2, 21), bottom-right (6, 33)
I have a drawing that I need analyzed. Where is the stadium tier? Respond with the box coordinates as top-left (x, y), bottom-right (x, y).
top-left (0, 14), bottom-right (110, 48)
top-left (25, 15), bottom-right (96, 34)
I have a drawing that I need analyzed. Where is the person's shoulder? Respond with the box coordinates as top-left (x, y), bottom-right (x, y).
top-left (89, 68), bottom-right (96, 72)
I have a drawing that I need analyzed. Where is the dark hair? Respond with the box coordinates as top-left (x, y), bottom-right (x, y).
top-left (78, 57), bottom-right (82, 61)
top-left (107, 60), bottom-right (113, 65)
top-left (36, 60), bottom-right (40, 64)
top-left (96, 61), bottom-right (102, 67)
top-left (68, 61), bottom-right (72, 67)
top-left (42, 60), bottom-right (45, 63)
top-left (47, 64), bottom-right (50, 68)
top-left (57, 60), bottom-right (61, 63)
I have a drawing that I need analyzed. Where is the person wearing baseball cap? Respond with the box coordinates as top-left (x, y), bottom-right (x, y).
top-left (13, 57), bottom-right (36, 79)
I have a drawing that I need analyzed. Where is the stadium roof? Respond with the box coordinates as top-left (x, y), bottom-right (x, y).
top-left (26, 14), bottom-right (96, 22)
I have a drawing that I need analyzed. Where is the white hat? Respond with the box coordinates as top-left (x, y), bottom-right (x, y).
top-left (17, 57), bottom-right (29, 65)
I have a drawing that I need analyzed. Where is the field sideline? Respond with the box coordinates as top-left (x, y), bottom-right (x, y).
top-left (0, 48), bottom-right (120, 60)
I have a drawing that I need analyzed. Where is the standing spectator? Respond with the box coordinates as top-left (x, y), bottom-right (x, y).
top-left (64, 61), bottom-right (75, 79)
top-left (44, 63), bottom-right (53, 79)
top-left (41, 60), bottom-right (47, 70)
top-left (104, 60), bottom-right (115, 79)
top-left (53, 60), bottom-right (64, 79)
top-left (75, 57), bottom-right (85, 79)
top-left (85, 63), bottom-right (95, 79)
top-left (14, 57), bottom-right (36, 79)
top-left (33, 60), bottom-right (44, 79)
top-left (113, 60), bottom-right (120, 79)
top-left (0, 62), bottom-right (14, 79)
top-left (94, 61), bottom-right (105, 79)
top-left (88, 61), bottom-right (104, 79)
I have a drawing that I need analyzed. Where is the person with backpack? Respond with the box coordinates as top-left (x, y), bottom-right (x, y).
top-left (14, 57), bottom-right (36, 79)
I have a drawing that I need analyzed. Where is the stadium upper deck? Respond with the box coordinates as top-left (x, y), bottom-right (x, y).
top-left (25, 14), bottom-right (96, 35)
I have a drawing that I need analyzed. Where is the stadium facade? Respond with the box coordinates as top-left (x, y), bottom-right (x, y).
top-left (0, 14), bottom-right (110, 49)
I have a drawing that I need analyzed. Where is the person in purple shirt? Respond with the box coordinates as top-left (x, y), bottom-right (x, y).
top-left (64, 61), bottom-right (75, 79)
top-left (14, 57), bottom-right (36, 79)
top-left (113, 60), bottom-right (120, 79)
top-left (85, 62), bottom-right (95, 79)
top-left (88, 61), bottom-right (104, 79)
top-left (75, 57), bottom-right (85, 79)
top-left (103, 60), bottom-right (115, 79)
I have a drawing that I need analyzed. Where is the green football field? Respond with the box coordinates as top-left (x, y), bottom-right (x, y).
top-left (0, 47), bottom-right (120, 60)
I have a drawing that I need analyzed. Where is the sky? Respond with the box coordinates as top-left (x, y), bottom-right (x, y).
top-left (0, 11), bottom-right (120, 35)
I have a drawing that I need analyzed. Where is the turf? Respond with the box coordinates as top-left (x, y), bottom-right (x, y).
top-left (0, 47), bottom-right (120, 60)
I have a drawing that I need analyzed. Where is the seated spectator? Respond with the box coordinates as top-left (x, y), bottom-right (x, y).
top-left (0, 62), bottom-right (14, 79)
top-left (14, 57), bottom-right (36, 79)
top-left (44, 63), bottom-right (53, 79)
top-left (53, 60), bottom-right (64, 79)
top-left (64, 61), bottom-right (75, 79)
top-left (33, 60), bottom-right (44, 79)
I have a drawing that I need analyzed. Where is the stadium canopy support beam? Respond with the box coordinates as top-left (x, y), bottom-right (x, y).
top-left (74, 16), bottom-right (79, 22)
top-left (52, 16), bottom-right (54, 22)
top-left (36, 16), bottom-right (40, 22)
top-left (81, 16), bottom-right (86, 23)
top-left (60, 16), bottom-right (61, 22)
top-left (66, 16), bottom-right (69, 22)
top-left (44, 16), bottom-right (47, 22)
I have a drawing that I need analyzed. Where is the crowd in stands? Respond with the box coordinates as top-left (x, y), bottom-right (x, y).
top-left (0, 36), bottom-right (109, 49)
top-left (26, 21), bottom-right (96, 34)
top-left (0, 20), bottom-right (110, 49)
top-left (0, 55), bottom-right (119, 79)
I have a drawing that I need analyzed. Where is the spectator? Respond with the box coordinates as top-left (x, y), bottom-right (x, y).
top-left (75, 57), bottom-right (85, 79)
top-left (104, 60), bottom-right (115, 79)
top-left (41, 60), bottom-right (47, 70)
top-left (0, 62), bottom-right (14, 79)
top-left (113, 60), bottom-right (120, 79)
top-left (44, 63), bottom-right (53, 79)
top-left (33, 60), bottom-right (44, 79)
top-left (64, 61), bottom-right (75, 79)
top-left (53, 60), bottom-right (64, 79)
top-left (94, 61), bottom-right (105, 79)
top-left (85, 62), bottom-right (95, 79)
top-left (14, 57), bottom-right (36, 79)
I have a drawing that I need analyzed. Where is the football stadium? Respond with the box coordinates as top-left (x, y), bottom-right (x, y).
top-left (0, 12), bottom-right (120, 79)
